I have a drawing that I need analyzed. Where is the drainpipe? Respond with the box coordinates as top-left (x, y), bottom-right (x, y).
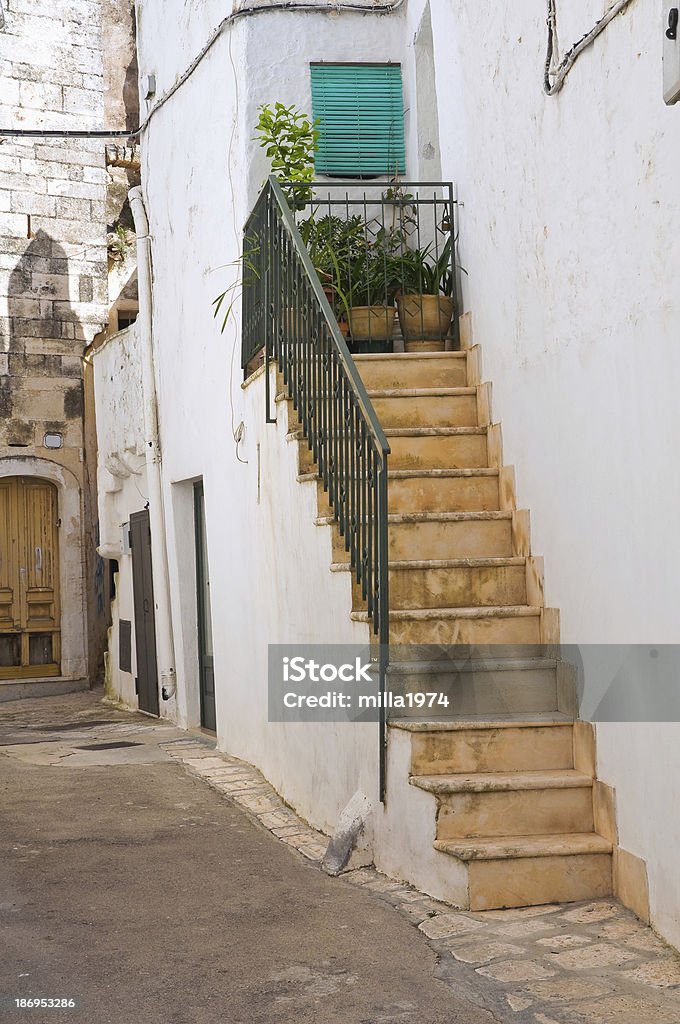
top-left (128, 186), bottom-right (177, 706)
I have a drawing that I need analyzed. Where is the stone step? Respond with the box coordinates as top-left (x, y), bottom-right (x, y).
top-left (433, 833), bottom-right (613, 910)
top-left (403, 719), bottom-right (575, 775)
top-left (352, 605), bottom-right (544, 645)
top-left (388, 469), bottom-right (501, 513)
top-left (385, 427), bottom-right (488, 471)
top-left (309, 469), bottom-right (502, 516)
top-left (326, 512), bottom-right (514, 562)
top-left (353, 351), bottom-right (468, 389)
top-left (367, 388), bottom-right (478, 428)
top-left (0, 676), bottom-right (89, 702)
top-left (384, 658), bottom-right (560, 717)
top-left (414, 769), bottom-right (594, 839)
top-left (386, 558), bottom-right (528, 610)
top-left (295, 427), bottom-right (489, 473)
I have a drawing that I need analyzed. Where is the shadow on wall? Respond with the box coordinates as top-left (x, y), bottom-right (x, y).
top-left (123, 1), bottom-right (139, 132)
top-left (5, 229), bottom-right (84, 447)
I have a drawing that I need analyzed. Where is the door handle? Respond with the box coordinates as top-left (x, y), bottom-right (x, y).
top-left (35, 546), bottom-right (42, 572)
top-left (667, 7), bottom-right (678, 39)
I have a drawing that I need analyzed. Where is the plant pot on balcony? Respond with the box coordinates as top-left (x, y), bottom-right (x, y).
top-left (348, 305), bottom-right (395, 354)
top-left (397, 294), bottom-right (454, 352)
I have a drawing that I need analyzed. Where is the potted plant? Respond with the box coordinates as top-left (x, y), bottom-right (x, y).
top-left (298, 213), bottom-right (364, 315)
top-left (395, 239), bottom-right (454, 352)
top-left (332, 245), bottom-right (401, 354)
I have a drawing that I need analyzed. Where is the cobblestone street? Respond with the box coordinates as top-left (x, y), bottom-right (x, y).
top-left (2, 690), bottom-right (680, 1024)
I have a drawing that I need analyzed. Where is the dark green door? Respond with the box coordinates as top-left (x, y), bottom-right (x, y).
top-left (130, 509), bottom-right (160, 717)
top-left (194, 483), bottom-right (216, 732)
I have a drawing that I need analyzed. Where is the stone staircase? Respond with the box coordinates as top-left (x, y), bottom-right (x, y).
top-left (285, 342), bottom-right (613, 909)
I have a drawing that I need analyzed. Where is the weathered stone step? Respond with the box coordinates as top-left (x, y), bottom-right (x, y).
top-left (433, 833), bottom-right (613, 911)
top-left (353, 352), bottom-right (468, 389)
top-left (352, 605), bottom-right (544, 645)
top-left (414, 769), bottom-right (594, 840)
top-left (383, 657), bottom-right (560, 716)
top-left (385, 427), bottom-right (488, 471)
top-left (292, 426), bottom-right (488, 473)
top-left (385, 558), bottom-right (528, 610)
top-left (388, 469), bottom-right (500, 513)
top-left (435, 831), bottom-right (611, 860)
top-left (403, 719), bottom-right (575, 775)
top-left (367, 387), bottom-right (478, 428)
top-left (413, 768), bottom-right (592, 794)
top-left (324, 511), bottom-right (514, 562)
top-left (308, 469), bottom-right (502, 516)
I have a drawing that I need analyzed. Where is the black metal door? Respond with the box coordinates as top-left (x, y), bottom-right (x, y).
top-left (194, 483), bottom-right (216, 732)
top-left (130, 509), bottom-right (160, 717)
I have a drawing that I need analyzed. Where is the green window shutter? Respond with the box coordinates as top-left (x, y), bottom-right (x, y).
top-left (311, 63), bottom-right (406, 177)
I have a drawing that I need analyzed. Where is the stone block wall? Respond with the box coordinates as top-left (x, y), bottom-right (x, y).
top-left (1, 0), bottom-right (112, 683)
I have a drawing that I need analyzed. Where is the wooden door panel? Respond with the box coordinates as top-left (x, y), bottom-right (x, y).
top-left (0, 477), bottom-right (60, 678)
top-left (20, 481), bottom-right (59, 630)
top-left (0, 480), bottom-right (19, 629)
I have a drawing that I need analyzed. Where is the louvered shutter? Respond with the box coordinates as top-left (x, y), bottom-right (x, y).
top-left (311, 63), bottom-right (406, 177)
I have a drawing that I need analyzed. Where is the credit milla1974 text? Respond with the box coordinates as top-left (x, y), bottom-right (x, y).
top-left (282, 691), bottom-right (450, 709)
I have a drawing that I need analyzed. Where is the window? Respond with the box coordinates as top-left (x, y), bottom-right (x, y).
top-left (311, 63), bottom-right (406, 178)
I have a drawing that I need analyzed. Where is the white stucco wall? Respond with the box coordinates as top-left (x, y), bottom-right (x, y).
top-left (121, 0), bottom-right (680, 944)
top-left (403, 0), bottom-right (680, 947)
top-left (415, 0), bottom-right (680, 645)
top-left (596, 723), bottom-right (680, 948)
top-left (92, 324), bottom-right (148, 707)
top-left (132, 3), bottom-right (407, 829)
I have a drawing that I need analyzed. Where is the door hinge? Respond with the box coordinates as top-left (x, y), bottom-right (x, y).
top-left (134, 676), bottom-right (139, 695)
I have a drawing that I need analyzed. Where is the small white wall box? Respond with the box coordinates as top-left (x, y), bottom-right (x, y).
top-left (43, 432), bottom-right (63, 449)
top-left (142, 74), bottom-right (156, 100)
top-left (121, 522), bottom-right (131, 555)
top-left (663, 5), bottom-right (680, 104)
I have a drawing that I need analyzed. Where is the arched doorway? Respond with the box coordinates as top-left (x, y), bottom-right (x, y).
top-left (0, 477), bottom-right (61, 678)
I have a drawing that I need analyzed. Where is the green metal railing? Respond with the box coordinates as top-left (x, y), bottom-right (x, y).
top-left (242, 176), bottom-right (391, 802)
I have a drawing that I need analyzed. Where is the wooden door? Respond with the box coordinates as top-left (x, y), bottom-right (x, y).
top-left (0, 477), bottom-right (61, 678)
top-left (130, 509), bottom-right (160, 716)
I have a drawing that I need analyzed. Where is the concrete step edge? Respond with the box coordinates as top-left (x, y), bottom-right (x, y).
top-left (433, 832), bottom-right (613, 861)
top-left (389, 714), bottom-right (574, 732)
top-left (385, 426), bottom-right (486, 437)
top-left (331, 557), bottom-right (525, 573)
top-left (387, 658), bottom-right (558, 674)
top-left (317, 511), bottom-right (513, 527)
top-left (411, 769), bottom-right (593, 795)
top-left (352, 606), bottom-right (542, 623)
top-left (353, 352), bottom-right (467, 362)
top-left (366, 387), bottom-right (476, 398)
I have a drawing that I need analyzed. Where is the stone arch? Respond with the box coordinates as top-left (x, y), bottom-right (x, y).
top-left (0, 456), bottom-right (86, 680)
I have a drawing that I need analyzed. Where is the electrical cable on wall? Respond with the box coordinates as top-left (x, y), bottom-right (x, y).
top-left (544, 0), bottom-right (638, 96)
top-left (0, 0), bottom-right (405, 140)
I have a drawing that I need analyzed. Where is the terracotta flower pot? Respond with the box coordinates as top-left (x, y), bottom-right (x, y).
top-left (348, 305), bottom-right (396, 345)
top-left (397, 294), bottom-right (454, 351)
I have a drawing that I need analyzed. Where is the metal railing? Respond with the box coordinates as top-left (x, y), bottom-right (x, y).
top-left (242, 176), bottom-right (391, 802)
top-left (287, 180), bottom-right (459, 352)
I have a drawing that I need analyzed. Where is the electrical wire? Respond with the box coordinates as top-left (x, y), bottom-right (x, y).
top-left (544, 0), bottom-right (638, 96)
top-left (226, 25), bottom-right (249, 465)
top-left (0, 0), bottom-right (405, 140)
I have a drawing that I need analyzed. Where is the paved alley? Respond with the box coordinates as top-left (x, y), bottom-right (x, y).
top-left (1, 690), bottom-right (680, 1024)
top-left (0, 691), bottom-right (492, 1024)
